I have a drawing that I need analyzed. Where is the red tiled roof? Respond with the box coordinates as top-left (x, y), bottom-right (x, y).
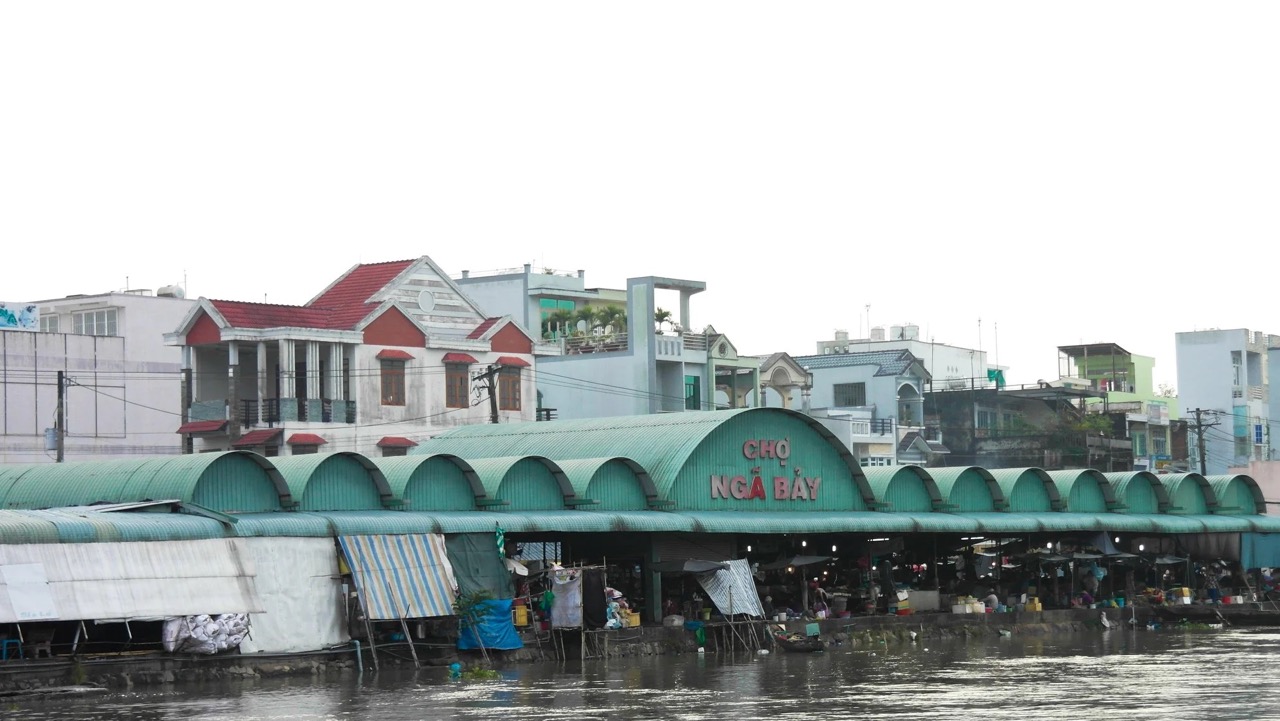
top-left (287, 433), bottom-right (328, 446)
top-left (377, 349), bottom-right (415, 360)
top-left (376, 436), bottom-right (419, 448)
top-left (497, 356), bottom-right (530, 368)
top-left (466, 318), bottom-right (501, 339)
top-left (442, 352), bottom-right (479, 364)
top-left (231, 428), bottom-right (284, 448)
top-left (208, 259), bottom-right (417, 332)
top-left (309, 259), bottom-right (416, 310)
top-left (177, 420), bottom-right (227, 434)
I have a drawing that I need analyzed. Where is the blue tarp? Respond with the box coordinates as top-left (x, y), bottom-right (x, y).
top-left (458, 599), bottom-right (523, 651)
top-left (1242, 533), bottom-right (1280, 569)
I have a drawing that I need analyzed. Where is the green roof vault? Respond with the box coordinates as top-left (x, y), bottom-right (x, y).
top-left (1105, 471), bottom-right (1170, 514)
top-left (1045, 469), bottom-right (1117, 513)
top-left (272, 452), bottom-right (393, 511)
top-left (986, 468), bottom-right (1061, 512)
top-left (1160, 473), bottom-right (1216, 514)
top-left (0, 452), bottom-right (287, 513)
top-left (415, 408), bottom-right (874, 512)
top-left (375, 454), bottom-right (484, 511)
top-left (926, 467), bottom-right (1005, 512)
top-left (1206, 474), bottom-right (1265, 515)
top-left (861, 466), bottom-right (942, 512)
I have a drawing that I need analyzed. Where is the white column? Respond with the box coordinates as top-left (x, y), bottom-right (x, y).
top-left (329, 344), bottom-right (345, 401)
top-left (256, 341), bottom-right (268, 424)
top-left (307, 341), bottom-right (321, 400)
top-left (278, 340), bottom-right (295, 399)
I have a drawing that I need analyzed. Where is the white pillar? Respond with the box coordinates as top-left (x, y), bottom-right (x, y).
top-left (329, 344), bottom-right (345, 401)
top-left (256, 342), bottom-right (268, 424)
top-left (307, 341), bottom-right (321, 400)
top-left (278, 340), bottom-right (295, 399)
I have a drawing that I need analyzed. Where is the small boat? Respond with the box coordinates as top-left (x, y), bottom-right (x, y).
top-left (773, 633), bottom-right (824, 653)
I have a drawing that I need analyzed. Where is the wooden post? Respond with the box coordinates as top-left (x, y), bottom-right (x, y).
top-left (400, 618), bottom-right (420, 669)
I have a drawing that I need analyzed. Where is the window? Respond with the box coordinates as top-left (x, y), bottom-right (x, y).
top-left (539, 298), bottom-right (576, 338)
top-left (684, 375), bottom-right (701, 410)
top-left (40, 315), bottom-right (59, 333)
top-left (498, 369), bottom-right (521, 411)
top-left (72, 308), bottom-right (117, 336)
top-left (860, 456), bottom-right (892, 467)
top-left (833, 382), bottom-right (866, 407)
top-left (263, 445), bottom-right (279, 458)
top-left (976, 410), bottom-right (996, 429)
top-left (382, 446), bottom-right (409, 457)
top-left (380, 359), bottom-right (405, 406)
top-left (446, 365), bottom-right (470, 408)
top-left (1256, 424), bottom-right (1265, 445)
top-left (292, 444), bottom-right (320, 455)
top-left (1133, 432), bottom-right (1147, 458)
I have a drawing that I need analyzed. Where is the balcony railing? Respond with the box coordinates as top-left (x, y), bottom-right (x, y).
top-left (850, 418), bottom-right (895, 436)
top-left (240, 398), bottom-right (356, 426)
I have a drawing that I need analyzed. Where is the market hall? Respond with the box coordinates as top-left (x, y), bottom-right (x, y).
top-left (1, 407), bottom-right (1279, 663)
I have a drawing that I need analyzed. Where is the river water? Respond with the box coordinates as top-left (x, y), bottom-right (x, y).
top-left (14, 628), bottom-right (1280, 720)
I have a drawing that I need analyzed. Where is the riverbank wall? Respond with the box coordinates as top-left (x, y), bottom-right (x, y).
top-left (0, 607), bottom-right (1158, 693)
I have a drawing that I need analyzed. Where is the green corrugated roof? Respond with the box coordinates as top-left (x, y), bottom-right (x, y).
top-left (0, 511), bottom-right (60, 544)
top-left (272, 453), bottom-right (391, 511)
top-left (927, 467), bottom-right (1005, 512)
top-left (230, 512), bottom-right (335, 538)
top-left (986, 468), bottom-right (1061, 512)
top-left (1130, 514), bottom-right (1207, 534)
top-left (910, 514), bottom-right (981, 533)
top-left (464, 456), bottom-right (573, 510)
top-left (415, 408), bottom-right (874, 509)
top-left (553, 457), bottom-right (656, 510)
top-left (0, 453), bottom-right (288, 513)
top-left (957, 512), bottom-right (1048, 534)
top-left (376, 454), bottom-right (482, 512)
top-left (862, 466), bottom-right (941, 512)
top-left (1105, 472), bottom-right (1170, 513)
top-left (1249, 516), bottom-right (1280, 532)
top-left (316, 510), bottom-right (438, 535)
top-left (671, 511), bottom-right (917, 534)
top-left (1205, 475), bottom-right (1264, 515)
top-left (1045, 469), bottom-right (1116, 512)
top-left (1186, 513), bottom-right (1254, 532)
top-left (1161, 473), bottom-right (1215, 514)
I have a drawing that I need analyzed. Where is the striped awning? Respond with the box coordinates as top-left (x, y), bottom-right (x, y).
top-left (339, 534), bottom-right (458, 620)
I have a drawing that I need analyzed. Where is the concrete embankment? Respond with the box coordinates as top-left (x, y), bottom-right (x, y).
top-left (0, 607), bottom-right (1153, 692)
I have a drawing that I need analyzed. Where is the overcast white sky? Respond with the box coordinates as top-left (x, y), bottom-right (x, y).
top-left (3, 3), bottom-right (1277, 390)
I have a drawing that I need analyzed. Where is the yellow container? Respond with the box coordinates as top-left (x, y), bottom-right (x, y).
top-left (623, 611), bottom-right (640, 628)
top-left (513, 605), bottom-right (530, 627)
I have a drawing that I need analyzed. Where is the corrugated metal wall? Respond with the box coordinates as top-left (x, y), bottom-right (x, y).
top-left (497, 459), bottom-right (565, 510)
top-left (864, 468), bottom-right (933, 512)
top-left (296, 455), bottom-right (383, 511)
top-left (191, 453), bottom-right (283, 513)
top-left (1162, 474), bottom-right (1210, 514)
top-left (586, 460), bottom-right (649, 510)
top-left (1005, 473), bottom-right (1053, 513)
top-left (404, 458), bottom-right (476, 511)
top-left (943, 470), bottom-right (995, 512)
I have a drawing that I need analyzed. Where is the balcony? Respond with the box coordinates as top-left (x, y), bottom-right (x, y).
top-left (238, 398), bottom-right (356, 426)
top-left (849, 418), bottom-right (895, 437)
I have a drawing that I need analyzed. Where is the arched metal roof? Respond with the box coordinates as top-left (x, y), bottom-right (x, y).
top-left (376, 454), bottom-right (485, 511)
top-left (465, 456), bottom-right (574, 509)
top-left (0, 452), bottom-right (288, 513)
top-left (986, 468), bottom-right (1061, 512)
top-left (415, 408), bottom-right (875, 509)
top-left (861, 466), bottom-right (942, 512)
top-left (1045, 469), bottom-right (1116, 513)
top-left (1206, 474), bottom-right (1265, 515)
top-left (553, 457), bottom-right (656, 510)
top-left (926, 467), bottom-right (1005, 512)
top-left (271, 452), bottom-right (393, 511)
top-left (1105, 471), bottom-right (1171, 513)
top-left (1160, 473), bottom-right (1216, 514)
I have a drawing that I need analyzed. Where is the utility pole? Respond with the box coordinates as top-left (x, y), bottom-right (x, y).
top-left (473, 365), bottom-right (503, 424)
top-left (1187, 408), bottom-right (1221, 475)
top-left (55, 371), bottom-right (66, 462)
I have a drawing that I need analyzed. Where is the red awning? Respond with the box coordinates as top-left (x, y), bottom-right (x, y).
top-left (376, 436), bottom-right (419, 448)
top-left (231, 428), bottom-right (284, 448)
top-left (496, 356), bottom-right (530, 368)
top-left (441, 352), bottom-right (479, 364)
top-left (287, 433), bottom-right (328, 446)
top-left (376, 349), bottom-right (415, 360)
top-left (176, 420), bottom-right (228, 434)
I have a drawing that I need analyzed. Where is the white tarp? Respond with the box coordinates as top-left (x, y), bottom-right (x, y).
top-left (238, 537), bottom-right (349, 654)
top-left (694, 559), bottom-right (765, 618)
top-left (549, 570), bottom-right (584, 629)
top-left (0, 539), bottom-right (263, 623)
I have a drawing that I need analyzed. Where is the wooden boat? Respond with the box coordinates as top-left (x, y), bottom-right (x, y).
top-left (1152, 604), bottom-right (1280, 627)
top-left (773, 633), bottom-right (824, 653)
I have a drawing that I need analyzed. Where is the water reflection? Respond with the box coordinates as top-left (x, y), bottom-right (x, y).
top-left (12, 630), bottom-right (1280, 721)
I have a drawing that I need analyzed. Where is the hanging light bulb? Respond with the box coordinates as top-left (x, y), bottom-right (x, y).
top-left (801, 540), bottom-right (807, 548)
top-left (746, 545), bottom-right (752, 553)
top-left (1114, 536), bottom-right (1120, 544)
top-left (1046, 542), bottom-right (1052, 549)
top-left (832, 544), bottom-right (838, 553)
top-left (1139, 544), bottom-right (1145, 552)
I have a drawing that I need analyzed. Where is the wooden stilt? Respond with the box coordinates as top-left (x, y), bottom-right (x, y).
top-left (364, 616), bottom-right (380, 672)
top-left (400, 618), bottom-right (420, 669)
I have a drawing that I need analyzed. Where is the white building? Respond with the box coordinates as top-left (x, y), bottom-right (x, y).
top-left (166, 257), bottom-right (542, 457)
top-left (455, 266), bottom-right (758, 419)
top-left (0, 288), bottom-right (196, 463)
top-left (1175, 328), bottom-right (1279, 475)
top-left (818, 326), bottom-right (1000, 390)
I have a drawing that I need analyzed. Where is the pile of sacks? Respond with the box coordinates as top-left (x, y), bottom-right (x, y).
top-left (162, 613), bottom-right (250, 655)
